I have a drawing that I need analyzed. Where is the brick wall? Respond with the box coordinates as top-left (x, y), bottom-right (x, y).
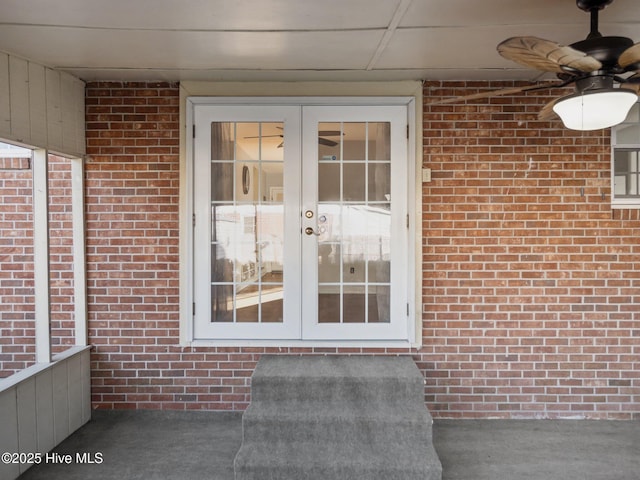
top-left (84, 81), bottom-right (639, 418)
top-left (49, 155), bottom-right (76, 354)
top-left (421, 81), bottom-right (640, 419)
top-left (85, 82), bottom-right (184, 408)
top-left (0, 156), bottom-right (35, 377)
top-left (0, 153), bottom-right (78, 376)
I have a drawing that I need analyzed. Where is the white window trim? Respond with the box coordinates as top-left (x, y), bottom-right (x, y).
top-left (611, 102), bottom-right (640, 209)
top-left (179, 91), bottom-right (421, 348)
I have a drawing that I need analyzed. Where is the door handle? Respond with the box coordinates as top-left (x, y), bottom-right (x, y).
top-left (304, 226), bottom-right (326, 236)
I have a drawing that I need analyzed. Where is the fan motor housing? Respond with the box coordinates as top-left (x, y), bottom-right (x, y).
top-left (576, 0), bottom-right (614, 12)
top-left (571, 36), bottom-right (634, 69)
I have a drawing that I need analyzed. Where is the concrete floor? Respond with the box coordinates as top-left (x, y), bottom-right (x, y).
top-left (17, 410), bottom-right (640, 480)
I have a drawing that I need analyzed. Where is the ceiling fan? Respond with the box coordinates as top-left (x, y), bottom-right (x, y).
top-left (244, 127), bottom-right (343, 147)
top-left (429, 0), bottom-right (640, 130)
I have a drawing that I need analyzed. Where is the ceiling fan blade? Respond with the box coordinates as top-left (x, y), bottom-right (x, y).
top-left (243, 134), bottom-right (283, 139)
top-left (619, 42), bottom-right (640, 71)
top-left (620, 74), bottom-right (640, 93)
top-left (497, 36), bottom-right (602, 73)
top-left (538, 98), bottom-right (560, 121)
top-left (425, 82), bottom-right (562, 106)
top-left (317, 130), bottom-right (342, 136)
top-left (318, 137), bottom-right (338, 147)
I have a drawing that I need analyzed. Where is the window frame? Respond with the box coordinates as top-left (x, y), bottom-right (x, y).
top-left (611, 101), bottom-right (640, 208)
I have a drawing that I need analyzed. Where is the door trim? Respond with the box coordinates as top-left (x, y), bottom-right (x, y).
top-left (181, 96), bottom-right (418, 347)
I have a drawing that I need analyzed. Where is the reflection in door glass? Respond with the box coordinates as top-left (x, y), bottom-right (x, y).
top-left (210, 122), bottom-right (284, 323)
top-left (317, 122), bottom-right (391, 324)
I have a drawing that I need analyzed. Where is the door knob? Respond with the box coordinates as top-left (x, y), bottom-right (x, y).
top-left (305, 227), bottom-right (320, 236)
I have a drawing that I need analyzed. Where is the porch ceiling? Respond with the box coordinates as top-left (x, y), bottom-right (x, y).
top-left (0, 0), bottom-right (639, 82)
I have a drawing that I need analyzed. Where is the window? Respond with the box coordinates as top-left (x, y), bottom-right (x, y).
top-left (612, 101), bottom-right (640, 207)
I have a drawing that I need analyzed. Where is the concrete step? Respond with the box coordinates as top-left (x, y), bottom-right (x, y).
top-left (234, 355), bottom-right (442, 480)
top-left (241, 401), bottom-right (433, 445)
top-left (235, 440), bottom-right (442, 480)
top-left (250, 355), bottom-right (426, 405)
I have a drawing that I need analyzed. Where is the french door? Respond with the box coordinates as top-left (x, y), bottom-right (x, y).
top-left (192, 101), bottom-right (409, 341)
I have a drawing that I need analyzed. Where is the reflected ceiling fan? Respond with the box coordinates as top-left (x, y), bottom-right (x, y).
top-left (429, 0), bottom-right (640, 130)
top-left (244, 127), bottom-right (343, 147)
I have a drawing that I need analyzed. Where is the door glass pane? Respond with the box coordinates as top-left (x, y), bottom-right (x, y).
top-left (343, 287), bottom-right (366, 323)
top-left (343, 163), bottom-right (365, 201)
top-left (211, 163), bottom-right (233, 202)
top-left (318, 163), bottom-right (340, 202)
top-left (342, 240), bottom-right (366, 283)
top-left (257, 205), bottom-right (284, 272)
top-left (262, 163), bottom-right (284, 203)
top-left (211, 285), bottom-right (233, 322)
top-left (237, 163), bottom-right (257, 201)
top-left (368, 163), bottom-right (391, 202)
top-left (318, 122), bottom-right (341, 160)
top-left (319, 243), bottom-right (340, 282)
top-left (343, 122), bottom-right (366, 160)
top-left (316, 121), bottom-right (392, 325)
top-left (211, 122), bottom-right (234, 160)
top-left (368, 286), bottom-right (390, 323)
top-left (211, 244), bottom-right (233, 283)
top-left (366, 204), bottom-right (390, 283)
top-left (236, 123), bottom-right (259, 160)
top-left (210, 121), bottom-right (284, 324)
top-left (262, 123), bottom-right (284, 161)
top-left (318, 286), bottom-right (340, 324)
top-left (261, 288), bottom-right (284, 323)
top-left (368, 122), bottom-right (391, 160)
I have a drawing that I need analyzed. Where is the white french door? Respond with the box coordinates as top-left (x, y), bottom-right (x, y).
top-left (301, 106), bottom-right (408, 340)
top-left (191, 101), bottom-right (410, 342)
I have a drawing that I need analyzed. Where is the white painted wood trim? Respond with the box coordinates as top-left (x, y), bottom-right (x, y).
top-left (71, 157), bottom-right (88, 346)
top-left (32, 149), bottom-right (51, 363)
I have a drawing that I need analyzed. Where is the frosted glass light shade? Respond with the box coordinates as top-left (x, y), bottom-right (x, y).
top-left (552, 88), bottom-right (638, 131)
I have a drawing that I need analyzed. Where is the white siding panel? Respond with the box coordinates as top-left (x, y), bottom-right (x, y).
top-left (81, 349), bottom-right (91, 424)
top-left (8, 56), bottom-right (30, 143)
top-left (45, 68), bottom-right (63, 151)
top-left (0, 390), bottom-right (20, 480)
top-left (73, 76), bottom-right (86, 155)
top-left (0, 53), bottom-right (84, 156)
top-left (67, 354), bottom-right (83, 433)
top-left (35, 370), bottom-right (55, 454)
top-left (16, 378), bottom-right (38, 474)
top-left (0, 347), bottom-right (91, 480)
top-left (28, 62), bottom-right (48, 147)
top-left (0, 52), bottom-right (10, 138)
top-left (61, 74), bottom-right (81, 154)
top-left (52, 362), bottom-right (70, 444)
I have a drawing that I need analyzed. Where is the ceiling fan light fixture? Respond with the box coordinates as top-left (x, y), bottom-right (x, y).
top-left (552, 88), bottom-right (638, 130)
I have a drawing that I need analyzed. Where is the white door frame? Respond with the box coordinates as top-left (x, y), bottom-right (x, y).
top-left (183, 96), bottom-right (417, 347)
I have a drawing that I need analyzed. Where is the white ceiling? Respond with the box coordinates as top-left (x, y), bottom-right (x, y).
top-left (1, 0), bottom-right (639, 82)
